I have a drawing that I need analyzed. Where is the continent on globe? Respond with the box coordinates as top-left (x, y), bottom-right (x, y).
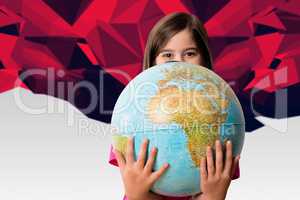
top-left (147, 65), bottom-right (230, 166)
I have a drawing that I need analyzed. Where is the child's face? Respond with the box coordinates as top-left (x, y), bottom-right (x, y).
top-left (155, 28), bottom-right (204, 66)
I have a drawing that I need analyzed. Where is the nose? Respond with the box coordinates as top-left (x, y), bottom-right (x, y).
top-left (173, 54), bottom-right (183, 62)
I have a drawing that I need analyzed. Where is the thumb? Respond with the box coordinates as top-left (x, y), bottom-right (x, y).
top-left (150, 163), bottom-right (169, 184)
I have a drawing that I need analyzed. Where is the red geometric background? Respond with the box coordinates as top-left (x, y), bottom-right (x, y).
top-left (0, 0), bottom-right (299, 132)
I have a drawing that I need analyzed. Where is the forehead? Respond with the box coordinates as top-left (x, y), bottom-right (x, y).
top-left (161, 29), bottom-right (196, 51)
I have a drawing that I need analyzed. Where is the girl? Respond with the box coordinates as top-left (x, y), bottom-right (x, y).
top-left (110, 12), bottom-right (240, 200)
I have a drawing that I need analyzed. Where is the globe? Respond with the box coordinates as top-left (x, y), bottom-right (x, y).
top-left (111, 62), bottom-right (245, 197)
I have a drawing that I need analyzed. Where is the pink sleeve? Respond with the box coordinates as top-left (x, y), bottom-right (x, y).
top-left (108, 145), bottom-right (119, 166)
top-left (231, 160), bottom-right (240, 180)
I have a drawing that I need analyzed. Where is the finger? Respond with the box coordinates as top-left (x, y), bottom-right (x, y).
top-left (150, 163), bottom-right (169, 184)
top-left (206, 145), bottom-right (215, 176)
top-left (144, 147), bottom-right (157, 173)
top-left (114, 149), bottom-right (126, 170)
top-left (137, 138), bottom-right (149, 168)
top-left (125, 136), bottom-right (135, 164)
top-left (231, 155), bottom-right (240, 178)
top-left (224, 140), bottom-right (233, 175)
top-left (215, 140), bottom-right (223, 175)
top-left (200, 157), bottom-right (207, 181)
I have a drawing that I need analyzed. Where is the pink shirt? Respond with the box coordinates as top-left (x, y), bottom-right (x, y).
top-left (109, 146), bottom-right (240, 200)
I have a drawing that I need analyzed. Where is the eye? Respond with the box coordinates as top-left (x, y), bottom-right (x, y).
top-left (184, 51), bottom-right (197, 57)
top-left (161, 53), bottom-right (173, 58)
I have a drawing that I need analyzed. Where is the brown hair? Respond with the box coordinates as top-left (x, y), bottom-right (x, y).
top-left (143, 12), bottom-right (213, 70)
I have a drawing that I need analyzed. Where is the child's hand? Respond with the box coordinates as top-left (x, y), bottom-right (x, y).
top-left (193, 140), bottom-right (240, 200)
top-left (114, 136), bottom-right (169, 200)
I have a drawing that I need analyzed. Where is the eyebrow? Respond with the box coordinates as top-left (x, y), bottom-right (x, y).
top-left (159, 47), bottom-right (199, 53)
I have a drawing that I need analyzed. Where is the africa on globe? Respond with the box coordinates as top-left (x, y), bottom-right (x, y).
top-left (111, 62), bottom-right (245, 197)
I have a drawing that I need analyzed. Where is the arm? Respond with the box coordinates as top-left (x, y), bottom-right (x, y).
top-left (114, 136), bottom-right (169, 200)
